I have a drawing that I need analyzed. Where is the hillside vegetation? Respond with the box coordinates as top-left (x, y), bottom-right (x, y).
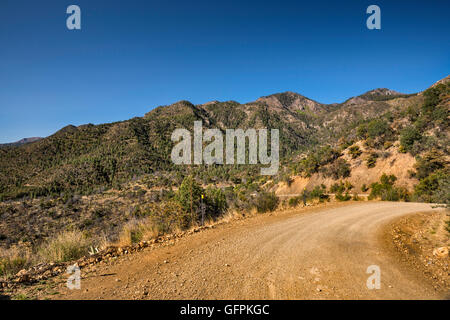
top-left (0, 76), bottom-right (448, 275)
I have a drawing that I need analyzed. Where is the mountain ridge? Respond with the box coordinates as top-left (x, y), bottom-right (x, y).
top-left (0, 76), bottom-right (447, 200)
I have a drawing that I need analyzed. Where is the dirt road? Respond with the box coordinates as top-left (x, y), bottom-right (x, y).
top-left (52, 202), bottom-right (447, 300)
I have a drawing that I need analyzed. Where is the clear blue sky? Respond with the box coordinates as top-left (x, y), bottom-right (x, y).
top-left (0, 0), bottom-right (449, 143)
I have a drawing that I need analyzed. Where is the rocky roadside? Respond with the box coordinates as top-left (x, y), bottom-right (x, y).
top-left (387, 209), bottom-right (450, 294)
top-left (0, 223), bottom-right (219, 299)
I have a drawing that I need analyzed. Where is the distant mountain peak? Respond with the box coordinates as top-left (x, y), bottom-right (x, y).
top-left (256, 91), bottom-right (322, 113)
top-left (0, 137), bottom-right (42, 147)
top-left (361, 88), bottom-right (403, 97)
top-left (200, 100), bottom-right (220, 106)
top-left (172, 100), bottom-right (195, 108)
top-left (259, 91), bottom-right (305, 100)
top-left (344, 88), bottom-right (410, 103)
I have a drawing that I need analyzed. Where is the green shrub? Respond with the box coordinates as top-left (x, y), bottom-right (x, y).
top-left (330, 181), bottom-right (353, 194)
top-left (381, 187), bottom-right (409, 201)
top-left (344, 181), bottom-right (354, 191)
top-left (176, 175), bottom-right (203, 216)
top-left (414, 170), bottom-right (449, 204)
top-left (367, 119), bottom-right (390, 139)
top-left (335, 192), bottom-right (351, 201)
top-left (143, 200), bottom-right (192, 233)
top-left (309, 185), bottom-right (328, 200)
top-left (422, 84), bottom-right (447, 114)
top-left (414, 149), bottom-right (446, 180)
top-left (205, 186), bottom-right (228, 217)
top-left (288, 196), bottom-right (301, 207)
top-left (348, 145), bottom-right (362, 159)
top-left (296, 146), bottom-right (340, 176)
top-left (322, 158), bottom-right (351, 179)
top-left (356, 124), bottom-right (368, 139)
top-left (399, 126), bottom-right (422, 153)
top-left (380, 173), bottom-right (397, 186)
top-left (330, 181), bottom-right (345, 194)
top-left (289, 185), bottom-right (329, 206)
top-left (366, 152), bottom-right (379, 168)
top-left (255, 192), bottom-right (279, 213)
top-left (383, 141), bottom-right (393, 150)
top-left (369, 174), bottom-right (409, 201)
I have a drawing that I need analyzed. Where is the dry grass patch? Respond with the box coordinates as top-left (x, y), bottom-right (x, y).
top-left (0, 246), bottom-right (33, 278)
top-left (38, 230), bottom-right (92, 263)
top-left (117, 218), bottom-right (159, 246)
